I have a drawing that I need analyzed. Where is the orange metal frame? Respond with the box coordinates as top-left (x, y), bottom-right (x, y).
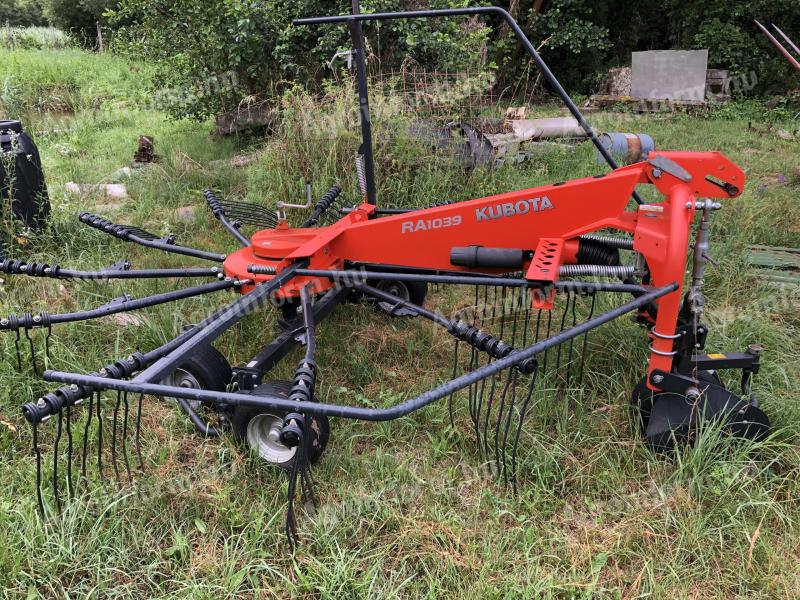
top-left (223, 150), bottom-right (745, 386)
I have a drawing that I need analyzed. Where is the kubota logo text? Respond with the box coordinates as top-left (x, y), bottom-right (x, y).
top-left (475, 196), bottom-right (554, 222)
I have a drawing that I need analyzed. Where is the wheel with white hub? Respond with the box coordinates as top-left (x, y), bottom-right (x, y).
top-left (230, 380), bottom-right (330, 469)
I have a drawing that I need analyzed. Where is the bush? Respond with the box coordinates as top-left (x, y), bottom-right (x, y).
top-left (0, 0), bottom-right (47, 28)
top-left (42, 0), bottom-right (117, 46)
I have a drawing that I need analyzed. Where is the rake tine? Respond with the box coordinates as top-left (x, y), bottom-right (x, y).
top-left (447, 340), bottom-right (460, 427)
top-left (65, 404), bottom-right (74, 498)
top-left (52, 410), bottom-right (63, 514)
top-left (81, 394), bottom-right (94, 487)
top-left (95, 392), bottom-right (104, 483)
top-left (24, 328), bottom-right (38, 374)
top-left (510, 365), bottom-right (538, 494)
top-left (44, 324), bottom-right (52, 370)
top-left (14, 329), bottom-right (22, 370)
top-left (121, 391), bottom-right (133, 483)
top-left (566, 292), bottom-right (579, 384)
top-left (555, 291), bottom-right (572, 377)
top-left (491, 369), bottom-right (514, 475)
top-left (577, 293), bottom-right (596, 390)
top-left (541, 310), bottom-right (553, 374)
top-left (110, 391), bottom-right (122, 483)
top-left (33, 422), bottom-right (45, 516)
top-left (500, 368), bottom-right (520, 486)
top-left (135, 393), bottom-right (145, 471)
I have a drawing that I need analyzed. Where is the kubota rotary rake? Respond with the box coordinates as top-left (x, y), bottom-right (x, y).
top-left (3, 7), bottom-right (770, 546)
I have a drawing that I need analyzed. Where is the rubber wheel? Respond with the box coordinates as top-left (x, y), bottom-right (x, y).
top-left (230, 380), bottom-right (330, 470)
top-left (369, 279), bottom-right (428, 314)
top-left (630, 370), bottom-right (722, 435)
top-left (158, 345), bottom-right (232, 410)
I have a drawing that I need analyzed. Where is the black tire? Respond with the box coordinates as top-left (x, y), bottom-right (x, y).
top-left (230, 380), bottom-right (330, 470)
top-left (368, 279), bottom-right (428, 314)
top-left (158, 345), bottom-right (232, 409)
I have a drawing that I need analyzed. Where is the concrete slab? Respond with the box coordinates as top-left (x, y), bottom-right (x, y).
top-left (631, 50), bottom-right (708, 100)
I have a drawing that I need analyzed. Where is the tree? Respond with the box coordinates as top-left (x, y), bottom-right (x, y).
top-left (0, 0), bottom-right (48, 27)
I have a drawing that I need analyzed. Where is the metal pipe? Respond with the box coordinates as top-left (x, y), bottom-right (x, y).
top-left (44, 284), bottom-right (677, 421)
top-left (0, 278), bottom-right (240, 331)
top-left (772, 24), bottom-right (800, 59)
top-left (56, 267), bottom-right (223, 280)
top-left (349, 1), bottom-right (377, 205)
top-left (133, 260), bottom-right (307, 383)
top-left (294, 6), bottom-right (643, 205)
top-left (755, 20), bottom-right (800, 71)
top-left (203, 189), bottom-right (251, 248)
top-left (293, 268), bottom-right (651, 294)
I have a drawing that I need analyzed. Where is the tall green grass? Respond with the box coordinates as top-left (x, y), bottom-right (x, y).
top-left (0, 47), bottom-right (152, 116)
top-left (1, 26), bottom-right (73, 51)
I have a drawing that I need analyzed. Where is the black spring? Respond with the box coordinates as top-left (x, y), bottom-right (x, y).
top-left (0, 260), bottom-right (60, 277)
top-left (289, 360), bottom-right (317, 403)
top-left (203, 189), bottom-right (225, 218)
top-left (0, 311), bottom-right (51, 331)
top-left (449, 319), bottom-right (537, 374)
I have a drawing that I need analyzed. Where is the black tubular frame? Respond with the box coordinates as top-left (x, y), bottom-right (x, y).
top-left (1, 278), bottom-right (241, 331)
top-left (41, 283), bottom-right (676, 422)
top-left (79, 212), bottom-right (227, 262)
top-left (293, 6), bottom-right (644, 205)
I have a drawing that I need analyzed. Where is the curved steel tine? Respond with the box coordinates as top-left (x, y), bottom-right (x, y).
top-left (14, 329), bottom-right (22, 370)
top-left (33, 422), bottom-right (45, 516)
top-left (44, 325), bottom-right (52, 370)
top-left (500, 369), bottom-right (520, 486)
top-left (555, 291), bottom-right (572, 379)
top-left (490, 369), bottom-right (514, 475)
top-left (577, 293), bottom-right (596, 390)
top-left (135, 393), bottom-right (145, 471)
top-left (510, 365), bottom-right (539, 494)
top-left (52, 410), bottom-right (63, 514)
top-left (110, 391), bottom-right (122, 482)
top-left (65, 404), bottom-right (74, 498)
top-left (24, 328), bottom-right (38, 374)
top-left (541, 310), bottom-right (553, 374)
top-left (121, 392), bottom-right (133, 483)
top-left (95, 392), bottom-right (104, 483)
top-left (566, 291), bottom-right (579, 386)
top-left (81, 394), bottom-right (94, 487)
top-left (447, 340), bottom-right (460, 427)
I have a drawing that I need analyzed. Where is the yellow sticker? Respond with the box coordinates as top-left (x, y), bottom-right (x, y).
top-left (707, 353), bottom-right (727, 359)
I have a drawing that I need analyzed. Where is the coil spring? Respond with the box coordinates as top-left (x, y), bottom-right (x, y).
top-left (203, 189), bottom-right (225, 217)
top-left (289, 360), bottom-right (317, 404)
top-left (79, 212), bottom-right (131, 239)
top-left (559, 264), bottom-right (636, 277)
top-left (21, 352), bottom-right (145, 423)
top-left (425, 200), bottom-right (455, 209)
top-left (449, 320), bottom-right (537, 374)
top-left (247, 264), bottom-right (277, 275)
top-left (355, 155), bottom-right (367, 195)
top-left (315, 186), bottom-right (342, 212)
top-left (0, 311), bottom-right (51, 331)
top-left (579, 234), bottom-right (634, 250)
top-left (0, 260), bottom-right (60, 277)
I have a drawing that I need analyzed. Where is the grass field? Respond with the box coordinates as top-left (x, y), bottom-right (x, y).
top-left (1, 45), bottom-right (799, 599)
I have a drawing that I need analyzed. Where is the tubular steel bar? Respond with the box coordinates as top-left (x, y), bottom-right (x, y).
top-left (772, 24), bottom-right (800, 58)
top-left (79, 213), bottom-right (227, 262)
top-left (0, 260), bottom-right (222, 280)
top-left (0, 279), bottom-right (240, 331)
top-left (133, 260), bottom-right (308, 384)
top-left (292, 268), bottom-right (652, 294)
top-left (294, 6), bottom-right (643, 205)
top-left (348, 0), bottom-right (377, 205)
top-left (44, 283), bottom-right (677, 420)
top-left (203, 189), bottom-right (251, 248)
top-left (755, 20), bottom-right (800, 71)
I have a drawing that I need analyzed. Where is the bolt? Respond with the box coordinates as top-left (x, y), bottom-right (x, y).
top-left (652, 168), bottom-right (662, 178)
top-left (747, 344), bottom-right (763, 356)
top-left (652, 374), bottom-right (664, 384)
top-left (1, 319), bottom-right (8, 327)
top-left (33, 315), bottom-right (41, 323)
top-left (70, 384), bottom-right (79, 391)
top-left (36, 398), bottom-right (46, 407)
top-left (685, 386), bottom-right (701, 401)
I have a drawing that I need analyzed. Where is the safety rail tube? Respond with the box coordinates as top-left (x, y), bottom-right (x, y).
top-left (43, 283), bottom-right (677, 421)
top-left (294, 6), bottom-right (643, 205)
top-left (293, 268), bottom-right (651, 294)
